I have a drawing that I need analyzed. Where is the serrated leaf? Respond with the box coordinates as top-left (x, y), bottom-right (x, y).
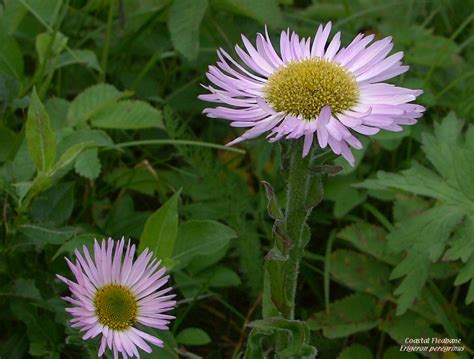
top-left (391, 257), bottom-right (429, 315)
top-left (139, 191), bottom-right (180, 261)
top-left (168, 0), bottom-right (208, 61)
top-left (392, 194), bottom-right (430, 223)
top-left (444, 215), bottom-right (474, 263)
top-left (388, 206), bottom-right (464, 314)
top-left (67, 84), bottom-right (128, 126)
top-left (307, 293), bottom-right (379, 338)
top-left (74, 148), bottom-right (101, 179)
top-left (331, 249), bottom-right (392, 299)
top-left (26, 88), bottom-right (56, 172)
top-left (90, 100), bottom-right (163, 129)
top-left (176, 328), bottom-right (211, 346)
top-left (338, 344), bottom-right (373, 359)
top-left (356, 164), bottom-right (467, 207)
top-left (388, 206), bottom-right (464, 261)
top-left (217, 0), bottom-right (283, 27)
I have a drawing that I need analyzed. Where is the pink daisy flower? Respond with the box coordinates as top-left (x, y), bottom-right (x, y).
top-left (199, 22), bottom-right (425, 165)
top-left (57, 238), bottom-right (176, 358)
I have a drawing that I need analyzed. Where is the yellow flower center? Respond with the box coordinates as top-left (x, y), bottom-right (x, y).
top-left (94, 285), bottom-right (138, 331)
top-left (264, 59), bottom-right (359, 120)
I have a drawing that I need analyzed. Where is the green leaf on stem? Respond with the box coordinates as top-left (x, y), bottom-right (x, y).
top-left (26, 88), bottom-right (56, 172)
top-left (139, 191), bottom-right (181, 262)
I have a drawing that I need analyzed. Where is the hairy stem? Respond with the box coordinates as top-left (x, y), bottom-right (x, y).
top-left (284, 140), bottom-right (312, 319)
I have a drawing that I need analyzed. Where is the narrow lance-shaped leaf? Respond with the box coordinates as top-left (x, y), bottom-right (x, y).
top-left (26, 88), bottom-right (56, 172)
top-left (139, 190), bottom-right (181, 261)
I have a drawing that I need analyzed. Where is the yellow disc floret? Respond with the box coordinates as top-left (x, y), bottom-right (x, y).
top-left (264, 59), bottom-right (359, 120)
top-left (94, 285), bottom-right (138, 331)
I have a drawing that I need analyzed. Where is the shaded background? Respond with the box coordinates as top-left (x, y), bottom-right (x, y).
top-left (1, 0), bottom-right (474, 358)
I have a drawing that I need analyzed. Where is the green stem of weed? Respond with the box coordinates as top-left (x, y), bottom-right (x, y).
top-left (283, 140), bottom-right (313, 320)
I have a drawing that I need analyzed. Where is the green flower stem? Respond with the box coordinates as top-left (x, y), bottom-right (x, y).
top-left (283, 139), bottom-right (313, 319)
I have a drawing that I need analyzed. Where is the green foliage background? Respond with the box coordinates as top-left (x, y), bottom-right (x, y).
top-left (1, 0), bottom-right (474, 358)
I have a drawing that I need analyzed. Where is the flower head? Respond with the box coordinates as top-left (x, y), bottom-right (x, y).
top-left (57, 238), bottom-right (176, 358)
top-left (199, 22), bottom-right (425, 164)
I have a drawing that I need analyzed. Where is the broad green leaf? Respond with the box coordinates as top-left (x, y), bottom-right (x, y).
top-left (407, 28), bottom-right (458, 67)
top-left (19, 224), bottom-right (78, 245)
top-left (104, 195), bottom-right (149, 239)
top-left (14, 279), bottom-right (42, 300)
top-left (26, 88), bottom-right (56, 172)
top-left (0, 33), bottom-right (24, 80)
top-left (74, 148), bottom-right (101, 179)
top-left (19, 0), bottom-right (63, 26)
top-left (66, 84), bottom-right (128, 126)
top-left (57, 129), bottom-right (114, 152)
top-left (29, 181), bottom-right (74, 225)
top-left (139, 191), bottom-right (181, 261)
top-left (90, 100), bottom-right (164, 129)
top-left (325, 174), bottom-right (367, 218)
top-left (168, 0), bottom-right (208, 61)
top-left (337, 222), bottom-right (399, 265)
top-left (380, 312), bottom-right (436, 345)
top-left (50, 142), bottom-right (91, 178)
top-left (338, 344), bottom-right (373, 359)
top-left (105, 167), bottom-right (160, 196)
top-left (45, 97), bottom-right (70, 129)
top-left (217, 0), bottom-right (283, 27)
top-left (331, 249), bottom-right (392, 299)
top-left (35, 31), bottom-right (68, 64)
top-left (0, 0), bottom-right (28, 34)
top-left (172, 220), bottom-right (236, 267)
top-left (52, 233), bottom-right (100, 261)
top-left (18, 172), bottom-right (52, 210)
top-left (308, 293), bottom-right (379, 338)
top-left (206, 266), bottom-right (241, 287)
top-left (55, 49), bottom-right (101, 71)
top-left (0, 126), bottom-right (16, 162)
top-left (176, 328), bottom-right (211, 346)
